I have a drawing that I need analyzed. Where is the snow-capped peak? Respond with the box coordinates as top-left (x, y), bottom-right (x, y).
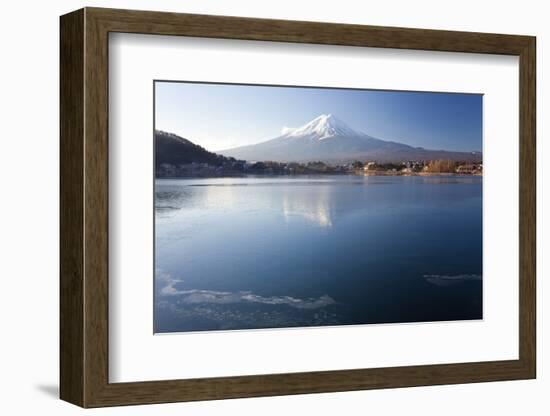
top-left (281, 114), bottom-right (361, 140)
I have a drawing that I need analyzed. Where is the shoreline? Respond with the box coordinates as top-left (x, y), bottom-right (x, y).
top-left (156, 172), bottom-right (483, 180)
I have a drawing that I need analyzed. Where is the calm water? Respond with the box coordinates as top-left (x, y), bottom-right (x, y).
top-left (154, 175), bottom-right (482, 333)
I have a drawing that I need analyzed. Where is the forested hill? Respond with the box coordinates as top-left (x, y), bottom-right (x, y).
top-left (155, 130), bottom-right (231, 168)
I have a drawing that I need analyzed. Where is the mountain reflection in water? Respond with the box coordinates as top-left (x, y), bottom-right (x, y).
top-left (155, 175), bottom-right (483, 333)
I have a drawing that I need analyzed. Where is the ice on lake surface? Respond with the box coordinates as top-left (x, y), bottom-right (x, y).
top-left (154, 175), bottom-right (482, 333)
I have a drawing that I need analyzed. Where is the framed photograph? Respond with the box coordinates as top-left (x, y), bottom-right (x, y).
top-left (60, 7), bottom-right (536, 407)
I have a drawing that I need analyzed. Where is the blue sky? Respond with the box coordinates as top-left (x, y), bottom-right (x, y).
top-left (155, 81), bottom-right (482, 152)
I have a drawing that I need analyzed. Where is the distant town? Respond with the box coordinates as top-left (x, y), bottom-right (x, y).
top-left (156, 158), bottom-right (482, 178)
top-left (154, 128), bottom-right (482, 178)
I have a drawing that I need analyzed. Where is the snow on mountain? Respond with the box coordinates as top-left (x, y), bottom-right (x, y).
top-left (219, 114), bottom-right (482, 163)
top-left (281, 114), bottom-right (361, 140)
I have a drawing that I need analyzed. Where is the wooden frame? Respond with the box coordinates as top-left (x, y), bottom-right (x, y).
top-left (60, 7), bottom-right (536, 408)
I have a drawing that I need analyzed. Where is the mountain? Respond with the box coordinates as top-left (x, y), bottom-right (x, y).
top-left (219, 114), bottom-right (482, 163)
top-left (155, 130), bottom-right (232, 168)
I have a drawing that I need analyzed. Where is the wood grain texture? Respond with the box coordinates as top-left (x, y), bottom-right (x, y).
top-left (59, 8), bottom-right (85, 407)
top-left (88, 7), bottom-right (532, 54)
top-left (83, 10), bottom-right (110, 406)
top-left (59, 7), bottom-right (537, 408)
top-left (518, 38), bottom-right (536, 375)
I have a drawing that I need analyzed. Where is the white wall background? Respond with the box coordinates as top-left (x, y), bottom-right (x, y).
top-left (0, 0), bottom-right (545, 414)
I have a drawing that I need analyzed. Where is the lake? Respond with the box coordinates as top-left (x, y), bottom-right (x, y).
top-left (154, 175), bottom-right (482, 333)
